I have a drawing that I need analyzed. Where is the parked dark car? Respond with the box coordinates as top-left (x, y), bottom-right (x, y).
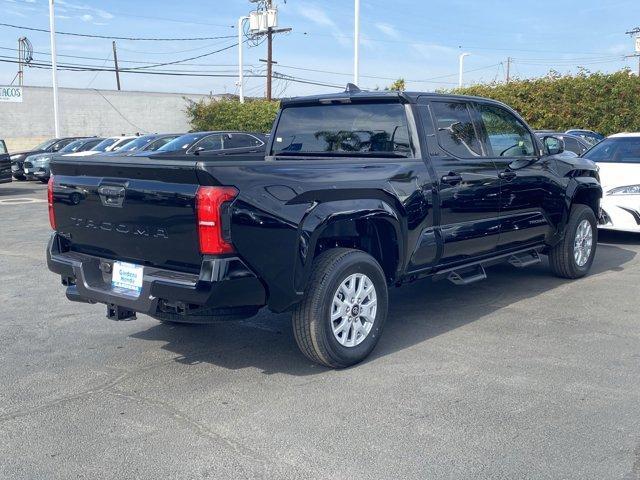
top-left (47, 89), bottom-right (601, 368)
top-left (0, 139), bottom-right (11, 184)
top-left (534, 132), bottom-right (591, 156)
top-left (103, 133), bottom-right (182, 157)
top-left (566, 129), bottom-right (604, 146)
top-left (11, 137), bottom-right (84, 180)
top-left (24, 137), bottom-right (104, 182)
top-left (133, 131), bottom-right (267, 158)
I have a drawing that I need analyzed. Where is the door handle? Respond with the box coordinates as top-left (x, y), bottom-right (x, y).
top-left (441, 173), bottom-right (463, 185)
top-left (499, 171), bottom-right (517, 181)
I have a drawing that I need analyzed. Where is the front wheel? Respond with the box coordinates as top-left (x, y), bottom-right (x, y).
top-left (292, 248), bottom-right (388, 368)
top-left (549, 204), bottom-right (597, 279)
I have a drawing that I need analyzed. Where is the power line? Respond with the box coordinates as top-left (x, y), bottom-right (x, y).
top-left (0, 45), bottom-right (256, 68)
top-left (0, 57), bottom-right (345, 90)
top-left (119, 42), bottom-right (242, 70)
top-left (0, 22), bottom-right (236, 41)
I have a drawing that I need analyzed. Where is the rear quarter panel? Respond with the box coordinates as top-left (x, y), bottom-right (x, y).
top-left (199, 158), bottom-right (434, 312)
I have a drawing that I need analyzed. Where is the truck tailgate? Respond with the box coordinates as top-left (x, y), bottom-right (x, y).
top-left (51, 156), bottom-right (204, 273)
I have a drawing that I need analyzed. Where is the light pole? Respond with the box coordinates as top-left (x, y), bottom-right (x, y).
top-left (237, 16), bottom-right (249, 103)
top-left (48, 0), bottom-right (60, 137)
top-left (458, 52), bottom-right (470, 88)
top-left (354, 0), bottom-right (360, 85)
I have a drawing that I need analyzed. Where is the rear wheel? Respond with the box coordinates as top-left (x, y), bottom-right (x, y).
top-left (549, 204), bottom-right (597, 279)
top-left (292, 248), bottom-right (388, 368)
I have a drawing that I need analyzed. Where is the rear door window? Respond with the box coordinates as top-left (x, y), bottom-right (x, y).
top-left (272, 103), bottom-right (412, 157)
top-left (224, 133), bottom-right (257, 149)
top-left (430, 101), bottom-right (483, 158)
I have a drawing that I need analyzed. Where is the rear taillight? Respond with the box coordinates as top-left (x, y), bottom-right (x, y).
top-left (48, 175), bottom-right (56, 230)
top-left (196, 186), bottom-right (238, 255)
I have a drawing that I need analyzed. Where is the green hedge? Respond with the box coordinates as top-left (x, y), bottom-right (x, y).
top-left (454, 70), bottom-right (640, 136)
top-left (186, 97), bottom-right (279, 133)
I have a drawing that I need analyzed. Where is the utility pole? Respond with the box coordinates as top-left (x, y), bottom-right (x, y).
top-left (17, 37), bottom-right (23, 86)
top-left (624, 28), bottom-right (640, 76)
top-left (238, 15), bottom-right (249, 103)
top-left (265, 0), bottom-right (273, 101)
top-left (506, 57), bottom-right (511, 83)
top-left (48, 0), bottom-right (60, 138)
top-left (112, 41), bottom-right (121, 90)
top-left (354, 0), bottom-right (360, 85)
top-left (458, 52), bottom-right (470, 88)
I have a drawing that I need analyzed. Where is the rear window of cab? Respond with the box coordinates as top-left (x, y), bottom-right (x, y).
top-left (271, 103), bottom-right (412, 157)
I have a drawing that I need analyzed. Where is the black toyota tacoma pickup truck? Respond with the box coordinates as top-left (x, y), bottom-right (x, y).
top-left (47, 88), bottom-right (602, 368)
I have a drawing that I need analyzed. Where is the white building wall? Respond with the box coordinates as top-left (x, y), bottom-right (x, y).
top-left (0, 86), bottom-right (218, 151)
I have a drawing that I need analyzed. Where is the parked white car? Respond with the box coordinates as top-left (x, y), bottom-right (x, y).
top-left (63, 136), bottom-right (136, 157)
top-left (583, 133), bottom-right (640, 232)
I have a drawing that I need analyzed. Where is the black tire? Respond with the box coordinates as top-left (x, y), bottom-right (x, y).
top-left (549, 204), bottom-right (597, 279)
top-left (292, 248), bottom-right (388, 369)
top-left (39, 178), bottom-right (49, 184)
top-left (13, 175), bottom-right (25, 181)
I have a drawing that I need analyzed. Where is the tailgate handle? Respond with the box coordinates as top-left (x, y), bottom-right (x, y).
top-left (98, 185), bottom-right (126, 208)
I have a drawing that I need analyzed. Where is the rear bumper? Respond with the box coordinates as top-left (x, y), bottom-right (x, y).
top-left (46, 234), bottom-right (267, 316)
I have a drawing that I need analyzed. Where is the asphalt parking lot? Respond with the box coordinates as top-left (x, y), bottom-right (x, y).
top-left (1, 181), bottom-right (640, 480)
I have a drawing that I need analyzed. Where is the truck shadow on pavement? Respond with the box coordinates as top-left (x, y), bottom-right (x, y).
top-left (131, 239), bottom-right (637, 376)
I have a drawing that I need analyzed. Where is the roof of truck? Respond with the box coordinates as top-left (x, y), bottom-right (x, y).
top-left (280, 89), bottom-right (504, 107)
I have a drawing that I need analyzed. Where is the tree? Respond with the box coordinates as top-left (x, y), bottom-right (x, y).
top-left (387, 78), bottom-right (406, 91)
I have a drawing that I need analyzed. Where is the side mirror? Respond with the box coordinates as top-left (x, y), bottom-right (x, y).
top-left (543, 136), bottom-right (564, 156)
top-left (192, 146), bottom-right (205, 156)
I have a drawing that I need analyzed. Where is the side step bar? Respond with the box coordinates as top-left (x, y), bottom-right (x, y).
top-left (508, 251), bottom-right (541, 268)
top-left (448, 265), bottom-right (487, 285)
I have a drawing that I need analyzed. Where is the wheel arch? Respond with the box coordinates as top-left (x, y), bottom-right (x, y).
top-left (294, 198), bottom-right (404, 296)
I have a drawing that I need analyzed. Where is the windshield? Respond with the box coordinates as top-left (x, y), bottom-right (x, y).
top-left (34, 139), bottom-right (58, 151)
top-left (58, 140), bottom-right (85, 153)
top-left (271, 103), bottom-right (412, 157)
top-left (111, 138), bottom-right (136, 151)
top-left (91, 138), bottom-right (119, 152)
top-left (156, 133), bottom-right (206, 152)
top-left (117, 136), bottom-right (155, 152)
top-left (583, 137), bottom-right (640, 163)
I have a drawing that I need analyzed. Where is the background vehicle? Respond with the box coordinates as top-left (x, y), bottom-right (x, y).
top-left (11, 137), bottom-right (84, 180)
top-left (0, 139), bottom-right (10, 184)
top-left (138, 131), bottom-right (267, 157)
top-left (583, 133), bottom-right (640, 232)
top-left (63, 136), bottom-right (137, 158)
top-left (23, 137), bottom-right (104, 182)
top-left (534, 132), bottom-right (591, 156)
top-left (47, 90), bottom-right (601, 368)
top-left (566, 129), bottom-right (604, 146)
top-left (103, 133), bottom-right (182, 156)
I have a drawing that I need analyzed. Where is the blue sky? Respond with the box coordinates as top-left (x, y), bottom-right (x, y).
top-left (1, 0), bottom-right (639, 96)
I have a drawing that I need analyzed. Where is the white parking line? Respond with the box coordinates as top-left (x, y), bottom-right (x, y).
top-left (0, 198), bottom-right (47, 205)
